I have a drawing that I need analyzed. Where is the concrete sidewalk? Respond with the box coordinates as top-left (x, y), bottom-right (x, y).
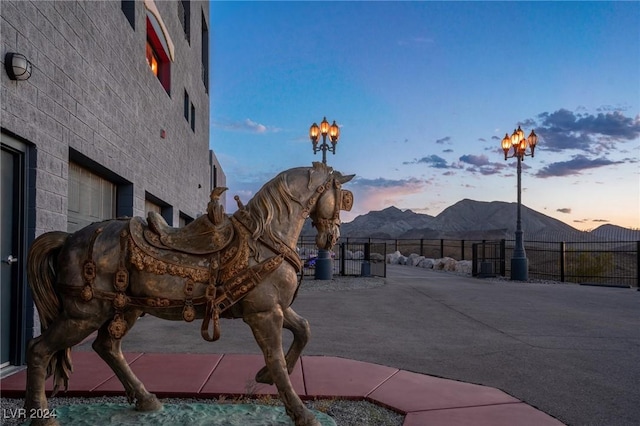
top-left (0, 351), bottom-right (562, 425)
top-left (5, 264), bottom-right (638, 425)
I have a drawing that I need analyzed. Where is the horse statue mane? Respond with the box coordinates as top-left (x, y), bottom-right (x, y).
top-left (239, 161), bottom-right (350, 253)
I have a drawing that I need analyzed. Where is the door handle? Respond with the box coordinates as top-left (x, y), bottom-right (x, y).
top-left (3, 255), bottom-right (18, 265)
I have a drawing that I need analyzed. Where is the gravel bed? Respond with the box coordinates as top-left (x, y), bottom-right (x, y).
top-left (298, 275), bottom-right (385, 292)
top-left (0, 396), bottom-right (404, 426)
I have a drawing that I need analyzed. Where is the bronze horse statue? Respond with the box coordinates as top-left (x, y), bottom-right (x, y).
top-left (24, 162), bottom-right (354, 426)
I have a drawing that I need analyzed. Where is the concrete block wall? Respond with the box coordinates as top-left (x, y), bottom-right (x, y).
top-left (1, 0), bottom-right (218, 235)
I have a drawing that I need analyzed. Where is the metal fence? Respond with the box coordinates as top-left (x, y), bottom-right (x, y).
top-left (297, 237), bottom-right (387, 277)
top-left (471, 239), bottom-right (639, 287)
top-left (511, 240), bottom-right (639, 287)
top-left (299, 236), bottom-right (639, 287)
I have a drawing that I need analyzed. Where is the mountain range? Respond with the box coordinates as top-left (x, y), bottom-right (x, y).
top-left (302, 199), bottom-right (639, 241)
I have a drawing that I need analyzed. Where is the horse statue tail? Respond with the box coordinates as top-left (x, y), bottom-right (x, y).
top-left (27, 231), bottom-right (72, 394)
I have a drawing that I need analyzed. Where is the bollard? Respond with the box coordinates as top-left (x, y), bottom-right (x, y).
top-left (314, 249), bottom-right (333, 280)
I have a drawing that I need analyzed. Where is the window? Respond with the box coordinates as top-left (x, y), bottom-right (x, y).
top-left (201, 11), bottom-right (209, 93)
top-left (179, 1), bottom-right (191, 44)
top-left (146, 5), bottom-right (172, 94)
top-left (190, 103), bottom-right (195, 132)
top-left (184, 90), bottom-right (190, 121)
top-left (146, 42), bottom-right (159, 77)
top-left (179, 212), bottom-right (193, 227)
top-left (122, 0), bottom-right (135, 29)
top-left (145, 192), bottom-right (173, 225)
top-left (68, 163), bottom-right (116, 232)
top-left (184, 90), bottom-right (195, 132)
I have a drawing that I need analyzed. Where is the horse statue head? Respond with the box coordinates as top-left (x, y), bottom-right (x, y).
top-left (307, 166), bottom-right (355, 250)
top-left (240, 161), bottom-right (354, 251)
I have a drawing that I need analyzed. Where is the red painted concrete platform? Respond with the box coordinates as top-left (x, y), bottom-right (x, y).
top-left (0, 352), bottom-right (563, 425)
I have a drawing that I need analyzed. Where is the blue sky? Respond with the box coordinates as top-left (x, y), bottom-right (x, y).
top-left (209, 1), bottom-right (640, 231)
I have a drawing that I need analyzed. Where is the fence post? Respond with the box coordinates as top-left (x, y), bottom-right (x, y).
top-left (384, 243), bottom-right (388, 277)
top-left (472, 243), bottom-right (478, 276)
top-left (560, 242), bottom-right (565, 282)
top-left (636, 241), bottom-right (639, 288)
top-left (500, 239), bottom-right (506, 276)
top-left (395, 239), bottom-right (398, 253)
top-left (461, 240), bottom-right (465, 260)
top-left (420, 239), bottom-right (424, 256)
top-left (340, 243), bottom-right (346, 276)
top-left (440, 239), bottom-right (444, 258)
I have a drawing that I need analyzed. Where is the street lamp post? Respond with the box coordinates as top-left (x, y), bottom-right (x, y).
top-left (309, 117), bottom-right (340, 280)
top-left (501, 126), bottom-right (538, 281)
top-left (309, 117), bottom-right (340, 164)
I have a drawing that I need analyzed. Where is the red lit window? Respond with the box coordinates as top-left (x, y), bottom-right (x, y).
top-left (146, 42), bottom-right (159, 76)
top-left (146, 12), bottom-right (171, 94)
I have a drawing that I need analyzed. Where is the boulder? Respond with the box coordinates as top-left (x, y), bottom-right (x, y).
top-left (435, 257), bottom-right (457, 271)
top-left (418, 258), bottom-right (435, 269)
top-left (407, 253), bottom-right (424, 266)
top-left (386, 251), bottom-right (403, 264)
top-left (370, 252), bottom-right (385, 262)
top-left (455, 260), bottom-right (472, 274)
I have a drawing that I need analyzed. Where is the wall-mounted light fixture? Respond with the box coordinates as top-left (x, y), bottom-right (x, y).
top-left (4, 52), bottom-right (32, 81)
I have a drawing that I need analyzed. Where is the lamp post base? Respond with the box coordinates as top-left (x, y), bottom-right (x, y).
top-left (510, 257), bottom-right (529, 281)
top-left (314, 249), bottom-right (333, 280)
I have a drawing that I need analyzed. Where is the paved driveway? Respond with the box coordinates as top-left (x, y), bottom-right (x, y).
top-left (79, 264), bottom-right (640, 425)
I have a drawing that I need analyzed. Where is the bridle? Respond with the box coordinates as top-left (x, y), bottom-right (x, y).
top-left (302, 176), bottom-right (343, 230)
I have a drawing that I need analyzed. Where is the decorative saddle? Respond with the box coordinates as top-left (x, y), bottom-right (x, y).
top-left (145, 211), bottom-right (235, 255)
top-left (126, 213), bottom-right (285, 342)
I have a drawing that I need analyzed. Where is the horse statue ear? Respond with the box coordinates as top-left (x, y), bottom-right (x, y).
top-left (335, 172), bottom-right (355, 184)
top-left (308, 162), bottom-right (332, 189)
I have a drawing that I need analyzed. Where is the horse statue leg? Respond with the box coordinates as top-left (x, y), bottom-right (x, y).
top-left (255, 306), bottom-right (310, 384)
top-left (244, 307), bottom-right (320, 426)
top-left (25, 314), bottom-right (103, 426)
top-left (91, 309), bottom-right (162, 411)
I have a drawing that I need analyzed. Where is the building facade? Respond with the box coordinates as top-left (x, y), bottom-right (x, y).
top-left (1, 0), bottom-right (225, 372)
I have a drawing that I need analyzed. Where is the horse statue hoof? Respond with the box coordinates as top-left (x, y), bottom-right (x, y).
top-left (255, 366), bottom-right (274, 385)
top-left (135, 393), bottom-right (162, 411)
top-left (297, 409), bottom-right (322, 426)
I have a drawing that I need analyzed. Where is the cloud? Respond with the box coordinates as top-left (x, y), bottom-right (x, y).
top-left (214, 118), bottom-right (279, 134)
top-left (459, 154), bottom-right (506, 175)
top-left (436, 136), bottom-right (451, 144)
top-left (596, 104), bottom-right (630, 113)
top-left (351, 176), bottom-right (426, 190)
top-left (535, 154), bottom-right (624, 178)
top-left (557, 208), bottom-right (572, 214)
top-left (459, 154), bottom-right (490, 166)
top-left (341, 176), bottom-right (431, 221)
top-left (534, 109), bottom-right (640, 153)
top-left (404, 154), bottom-right (450, 168)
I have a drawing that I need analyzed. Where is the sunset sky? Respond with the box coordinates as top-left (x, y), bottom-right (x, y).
top-left (209, 1), bottom-right (640, 231)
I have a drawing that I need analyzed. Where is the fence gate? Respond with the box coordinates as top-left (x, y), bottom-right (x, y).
top-left (340, 242), bottom-right (387, 277)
